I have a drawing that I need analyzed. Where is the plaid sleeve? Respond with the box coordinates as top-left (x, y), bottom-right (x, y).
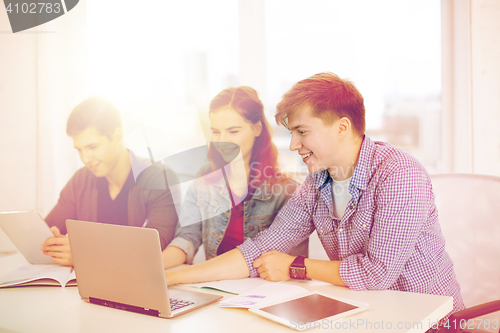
top-left (238, 178), bottom-right (316, 277)
top-left (339, 164), bottom-right (433, 290)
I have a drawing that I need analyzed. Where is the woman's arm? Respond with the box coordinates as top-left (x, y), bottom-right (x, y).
top-left (162, 246), bottom-right (187, 269)
top-left (162, 182), bottom-right (203, 268)
top-left (165, 248), bottom-right (249, 285)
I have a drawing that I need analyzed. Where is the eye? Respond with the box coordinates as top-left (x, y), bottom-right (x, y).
top-left (211, 130), bottom-right (220, 135)
top-left (299, 131), bottom-right (306, 135)
top-left (229, 130), bottom-right (239, 134)
top-left (89, 145), bottom-right (98, 150)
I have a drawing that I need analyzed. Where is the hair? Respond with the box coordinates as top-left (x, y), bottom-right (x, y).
top-left (66, 97), bottom-right (122, 138)
top-left (275, 72), bottom-right (365, 136)
top-left (207, 86), bottom-right (280, 184)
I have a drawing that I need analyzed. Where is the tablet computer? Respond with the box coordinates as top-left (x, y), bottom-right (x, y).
top-left (248, 291), bottom-right (369, 331)
top-left (0, 211), bottom-right (55, 264)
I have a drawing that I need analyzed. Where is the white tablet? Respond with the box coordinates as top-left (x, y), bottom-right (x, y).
top-left (0, 211), bottom-right (55, 264)
top-left (248, 291), bottom-right (369, 331)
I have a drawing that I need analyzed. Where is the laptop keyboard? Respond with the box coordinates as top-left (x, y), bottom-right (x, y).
top-left (169, 298), bottom-right (195, 311)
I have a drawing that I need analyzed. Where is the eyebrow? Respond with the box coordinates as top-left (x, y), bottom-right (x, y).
top-left (289, 124), bottom-right (309, 131)
top-left (210, 126), bottom-right (243, 131)
top-left (74, 143), bottom-right (99, 149)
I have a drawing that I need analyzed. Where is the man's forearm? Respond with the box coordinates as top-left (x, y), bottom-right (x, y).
top-left (304, 258), bottom-right (347, 287)
top-left (165, 248), bottom-right (250, 285)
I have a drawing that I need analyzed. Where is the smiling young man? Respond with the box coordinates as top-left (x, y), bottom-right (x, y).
top-left (165, 73), bottom-right (464, 317)
top-left (41, 97), bottom-right (178, 266)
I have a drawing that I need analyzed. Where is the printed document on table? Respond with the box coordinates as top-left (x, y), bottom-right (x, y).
top-left (219, 283), bottom-right (309, 308)
top-left (184, 277), bottom-right (271, 295)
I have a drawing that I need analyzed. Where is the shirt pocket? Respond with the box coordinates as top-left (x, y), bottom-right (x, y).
top-left (349, 211), bottom-right (373, 252)
top-left (313, 215), bottom-right (336, 236)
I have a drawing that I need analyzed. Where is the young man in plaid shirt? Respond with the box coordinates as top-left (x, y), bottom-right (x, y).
top-left (166, 72), bottom-right (464, 317)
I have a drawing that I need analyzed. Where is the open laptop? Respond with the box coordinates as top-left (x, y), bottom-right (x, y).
top-left (0, 211), bottom-right (55, 264)
top-left (66, 219), bottom-right (222, 318)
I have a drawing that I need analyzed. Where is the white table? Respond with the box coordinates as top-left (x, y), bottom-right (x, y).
top-left (0, 251), bottom-right (452, 333)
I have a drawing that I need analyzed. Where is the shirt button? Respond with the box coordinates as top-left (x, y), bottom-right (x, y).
top-left (338, 228), bottom-right (344, 232)
top-left (248, 225), bottom-right (254, 231)
top-left (349, 206), bottom-right (353, 210)
top-left (319, 229), bottom-right (324, 234)
top-left (362, 223), bottom-right (367, 228)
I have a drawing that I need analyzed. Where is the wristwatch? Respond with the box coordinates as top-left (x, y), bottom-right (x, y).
top-left (289, 255), bottom-right (307, 280)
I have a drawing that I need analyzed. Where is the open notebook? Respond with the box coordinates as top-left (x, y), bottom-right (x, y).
top-left (0, 264), bottom-right (76, 288)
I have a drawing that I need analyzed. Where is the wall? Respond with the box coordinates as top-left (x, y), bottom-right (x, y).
top-left (0, 2), bottom-right (89, 218)
top-left (471, 0), bottom-right (500, 176)
top-left (442, 0), bottom-right (500, 176)
top-left (0, 9), bottom-right (38, 212)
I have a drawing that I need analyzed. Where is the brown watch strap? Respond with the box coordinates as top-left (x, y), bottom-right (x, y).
top-left (289, 255), bottom-right (307, 280)
top-left (292, 255), bottom-right (306, 267)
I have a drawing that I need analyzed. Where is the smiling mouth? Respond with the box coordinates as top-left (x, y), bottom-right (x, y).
top-left (87, 163), bottom-right (100, 172)
top-left (301, 152), bottom-right (312, 160)
top-left (220, 147), bottom-right (238, 155)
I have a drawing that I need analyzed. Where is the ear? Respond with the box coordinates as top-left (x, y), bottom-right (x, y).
top-left (253, 121), bottom-right (263, 137)
top-left (337, 117), bottom-right (351, 136)
top-left (111, 128), bottom-right (124, 143)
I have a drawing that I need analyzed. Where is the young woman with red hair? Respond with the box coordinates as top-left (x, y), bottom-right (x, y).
top-left (162, 87), bottom-right (308, 268)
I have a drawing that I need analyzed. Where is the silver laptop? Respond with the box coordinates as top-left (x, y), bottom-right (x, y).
top-left (0, 211), bottom-right (55, 264)
top-left (66, 219), bottom-right (222, 318)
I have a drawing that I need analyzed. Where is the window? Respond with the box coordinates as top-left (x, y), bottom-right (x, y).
top-left (86, 0), bottom-right (442, 176)
top-left (87, 0), bottom-right (239, 156)
top-left (265, 0), bottom-right (442, 178)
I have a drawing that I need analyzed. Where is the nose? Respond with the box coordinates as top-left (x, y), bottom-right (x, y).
top-left (219, 131), bottom-right (230, 143)
top-left (289, 133), bottom-right (302, 151)
top-left (80, 150), bottom-right (93, 165)
top-left (216, 132), bottom-right (234, 148)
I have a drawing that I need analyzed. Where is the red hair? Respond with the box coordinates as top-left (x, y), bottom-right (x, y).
top-left (275, 72), bottom-right (365, 136)
top-left (209, 86), bottom-right (280, 183)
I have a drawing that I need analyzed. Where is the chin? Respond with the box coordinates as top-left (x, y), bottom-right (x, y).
top-left (307, 164), bottom-right (324, 174)
top-left (220, 155), bottom-right (233, 163)
top-left (89, 169), bottom-right (106, 178)
top-left (308, 168), bottom-right (319, 174)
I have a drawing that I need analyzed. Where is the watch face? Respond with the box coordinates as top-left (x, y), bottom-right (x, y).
top-left (291, 267), bottom-right (306, 280)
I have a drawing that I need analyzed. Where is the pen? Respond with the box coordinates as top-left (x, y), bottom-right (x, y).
top-left (142, 219), bottom-right (149, 228)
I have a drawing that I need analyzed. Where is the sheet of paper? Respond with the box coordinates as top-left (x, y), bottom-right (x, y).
top-left (305, 279), bottom-right (331, 286)
top-left (64, 270), bottom-right (77, 286)
top-left (184, 277), bottom-right (271, 295)
top-left (219, 283), bottom-right (309, 308)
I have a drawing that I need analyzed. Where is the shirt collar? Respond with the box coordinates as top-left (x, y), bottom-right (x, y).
top-left (349, 135), bottom-right (373, 191)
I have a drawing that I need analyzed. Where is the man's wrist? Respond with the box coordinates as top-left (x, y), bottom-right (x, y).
top-left (289, 255), bottom-right (307, 280)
